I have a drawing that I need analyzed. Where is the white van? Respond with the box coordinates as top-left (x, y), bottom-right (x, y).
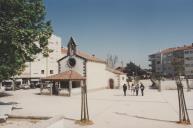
top-left (2, 80), bottom-right (14, 90)
top-left (2, 80), bottom-right (22, 90)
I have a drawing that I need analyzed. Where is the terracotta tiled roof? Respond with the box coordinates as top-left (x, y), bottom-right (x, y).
top-left (177, 45), bottom-right (193, 51)
top-left (106, 67), bottom-right (126, 75)
top-left (61, 48), bottom-right (67, 54)
top-left (161, 48), bottom-right (176, 54)
top-left (116, 67), bottom-right (125, 71)
top-left (61, 48), bottom-right (106, 64)
top-left (161, 45), bottom-right (193, 54)
top-left (42, 70), bottom-right (86, 81)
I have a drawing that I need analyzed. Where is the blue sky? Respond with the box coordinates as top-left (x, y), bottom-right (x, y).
top-left (44, 0), bottom-right (193, 68)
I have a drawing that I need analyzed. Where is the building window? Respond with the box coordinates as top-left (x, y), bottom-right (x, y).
top-left (50, 70), bottom-right (54, 74)
top-left (41, 70), bottom-right (44, 74)
top-left (185, 51), bottom-right (189, 54)
top-left (157, 61), bottom-right (160, 64)
top-left (122, 77), bottom-right (124, 80)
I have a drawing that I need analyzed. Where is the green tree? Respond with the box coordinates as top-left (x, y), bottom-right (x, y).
top-left (0, 0), bottom-right (52, 81)
top-left (124, 61), bottom-right (146, 76)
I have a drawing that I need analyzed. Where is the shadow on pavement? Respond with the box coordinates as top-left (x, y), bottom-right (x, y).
top-left (63, 117), bottom-right (78, 121)
top-left (114, 112), bottom-right (176, 124)
top-left (0, 92), bottom-right (13, 97)
top-left (34, 92), bottom-right (70, 97)
top-left (0, 101), bottom-right (18, 105)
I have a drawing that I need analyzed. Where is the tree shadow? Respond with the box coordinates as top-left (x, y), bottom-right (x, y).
top-left (114, 94), bottom-right (141, 97)
top-left (0, 101), bottom-right (18, 105)
top-left (114, 112), bottom-right (176, 124)
top-left (34, 92), bottom-right (49, 95)
top-left (0, 92), bottom-right (13, 97)
top-left (63, 117), bottom-right (78, 122)
top-left (114, 94), bottom-right (124, 96)
top-left (34, 92), bottom-right (70, 97)
top-left (12, 107), bottom-right (23, 110)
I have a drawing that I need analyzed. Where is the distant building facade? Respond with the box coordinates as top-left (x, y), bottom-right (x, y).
top-left (149, 44), bottom-right (193, 77)
top-left (16, 34), bottom-right (63, 85)
top-left (148, 52), bottom-right (162, 74)
top-left (184, 48), bottom-right (193, 76)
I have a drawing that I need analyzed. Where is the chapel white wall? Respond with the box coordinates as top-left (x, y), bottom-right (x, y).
top-left (86, 62), bottom-right (108, 90)
top-left (59, 56), bottom-right (85, 76)
top-left (86, 61), bottom-right (121, 90)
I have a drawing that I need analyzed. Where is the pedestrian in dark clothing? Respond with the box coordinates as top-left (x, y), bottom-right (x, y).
top-left (123, 84), bottom-right (127, 96)
top-left (135, 84), bottom-right (139, 96)
top-left (140, 83), bottom-right (145, 96)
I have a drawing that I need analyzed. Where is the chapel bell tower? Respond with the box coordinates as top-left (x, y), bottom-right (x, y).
top-left (67, 37), bottom-right (77, 56)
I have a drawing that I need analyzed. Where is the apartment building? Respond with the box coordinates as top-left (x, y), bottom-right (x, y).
top-left (184, 48), bottom-right (193, 76)
top-left (149, 44), bottom-right (193, 77)
top-left (148, 52), bottom-right (162, 74)
top-left (16, 34), bottom-right (63, 85)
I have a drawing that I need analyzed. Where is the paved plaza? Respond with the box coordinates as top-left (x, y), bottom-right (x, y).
top-left (0, 81), bottom-right (192, 128)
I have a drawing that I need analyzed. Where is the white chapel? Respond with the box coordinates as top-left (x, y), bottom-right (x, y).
top-left (43, 37), bottom-right (127, 94)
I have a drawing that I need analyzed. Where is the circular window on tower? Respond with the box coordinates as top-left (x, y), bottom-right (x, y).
top-left (67, 57), bottom-right (76, 68)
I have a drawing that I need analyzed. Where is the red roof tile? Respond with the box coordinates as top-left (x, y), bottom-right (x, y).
top-left (61, 48), bottom-right (67, 54)
top-left (106, 67), bottom-right (126, 75)
top-left (42, 70), bottom-right (86, 81)
top-left (61, 48), bottom-right (106, 63)
top-left (161, 45), bottom-right (193, 54)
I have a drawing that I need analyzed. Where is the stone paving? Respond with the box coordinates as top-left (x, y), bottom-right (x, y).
top-left (0, 82), bottom-right (192, 128)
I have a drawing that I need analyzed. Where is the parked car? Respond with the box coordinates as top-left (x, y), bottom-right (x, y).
top-left (2, 80), bottom-right (22, 90)
top-left (30, 83), bottom-right (36, 89)
top-left (2, 80), bottom-right (14, 90)
top-left (20, 84), bottom-right (30, 89)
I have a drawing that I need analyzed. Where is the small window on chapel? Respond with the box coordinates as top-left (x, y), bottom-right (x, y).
top-left (50, 70), bottom-right (54, 74)
top-left (41, 70), bottom-right (44, 74)
top-left (122, 77), bottom-right (124, 80)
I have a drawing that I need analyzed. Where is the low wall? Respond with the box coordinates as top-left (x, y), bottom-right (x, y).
top-left (160, 79), bottom-right (193, 90)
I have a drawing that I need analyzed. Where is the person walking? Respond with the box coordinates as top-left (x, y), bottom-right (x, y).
top-left (135, 84), bottom-right (139, 96)
top-left (140, 83), bottom-right (145, 96)
top-left (131, 84), bottom-right (135, 96)
top-left (128, 83), bottom-right (130, 90)
top-left (127, 83), bottom-right (130, 95)
top-left (123, 84), bottom-right (127, 96)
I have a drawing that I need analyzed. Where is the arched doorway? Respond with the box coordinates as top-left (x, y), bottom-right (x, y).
top-left (109, 79), bottom-right (114, 89)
